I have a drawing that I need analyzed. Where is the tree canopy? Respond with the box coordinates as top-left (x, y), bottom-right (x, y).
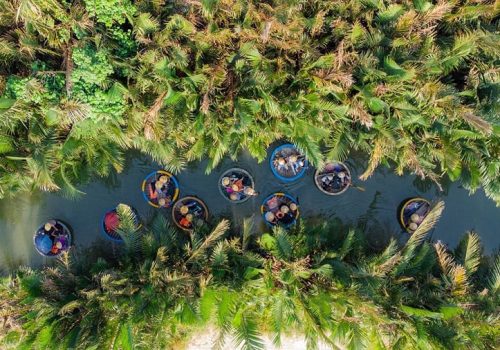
top-left (1, 210), bottom-right (499, 349)
top-left (0, 0), bottom-right (499, 203)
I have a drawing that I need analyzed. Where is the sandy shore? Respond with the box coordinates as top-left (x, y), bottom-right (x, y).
top-left (185, 327), bottom-right (332, 350)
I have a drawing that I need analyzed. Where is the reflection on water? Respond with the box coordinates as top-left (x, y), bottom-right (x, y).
top-left (1, 149), bottom-right (499, 271)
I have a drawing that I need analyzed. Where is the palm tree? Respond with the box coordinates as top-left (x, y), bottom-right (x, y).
top-left (1, 213), bottom-right (499, 349)
top-left (1, 0), bottom-right (499, 203)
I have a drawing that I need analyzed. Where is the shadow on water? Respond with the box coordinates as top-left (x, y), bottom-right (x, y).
top-left (1, 146), bottom-right (499, 271)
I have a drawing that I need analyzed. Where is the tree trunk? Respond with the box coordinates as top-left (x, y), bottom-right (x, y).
top-left (64, 42), bottom-right (74, 97)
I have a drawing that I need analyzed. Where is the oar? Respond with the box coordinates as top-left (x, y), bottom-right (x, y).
top-left (351, 183), bottom-right (365, 192)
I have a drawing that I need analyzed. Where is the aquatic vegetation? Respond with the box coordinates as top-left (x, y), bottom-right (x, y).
top-left (0, 0), bottom-right (498, 203)
top-left (0, 213), bottom-right (498, 349)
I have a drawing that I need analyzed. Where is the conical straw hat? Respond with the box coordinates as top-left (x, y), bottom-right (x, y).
top-left (180, 205), bottom-right (189, 215)
top-left (410, 214), bottom-right (419, 222)
top-left (244, 187), bottom-right (255, 195)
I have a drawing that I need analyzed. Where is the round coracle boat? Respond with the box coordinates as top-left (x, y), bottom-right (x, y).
top-left (142, 170), bottom-right (180, 208)
top-left (102, 204), bottom-right (141, 242)
top-left (314, 161), bottom-right (352, 195)
top-left (34, 219), bottom-right (72, 257)
top-left (218, 168), bottom-right (257, 203)
top-left (399, 197), bottom-right (431, 233)
top-left (172, 196), bottom-right (209, 231)
top-left (261, 193), bottom-right (300, 228)
top-left (270, 144), bottom-right (308, 182)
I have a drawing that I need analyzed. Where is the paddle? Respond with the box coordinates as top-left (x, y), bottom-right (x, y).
top-left (351, 183), bottom-right (366, 192)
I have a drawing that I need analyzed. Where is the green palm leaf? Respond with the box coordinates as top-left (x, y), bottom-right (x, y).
top-left (186, 219), bottom-right (230, 264)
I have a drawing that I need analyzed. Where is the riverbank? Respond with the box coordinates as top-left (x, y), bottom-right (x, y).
top-left (185, 328), bottom-right (330, 350)
top-left (1, 151), bottom-right (499, 270)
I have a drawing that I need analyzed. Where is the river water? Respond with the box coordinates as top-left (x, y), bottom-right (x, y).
top-left (1, 149), bottom-right (498, 270)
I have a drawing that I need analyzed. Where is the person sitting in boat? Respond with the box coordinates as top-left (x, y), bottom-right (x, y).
top-left (40, 220), bottom-right (67, 255)
top-left (275, 157), bottom-right (287, 172)
top-left (148, 175), bottom-right (169, 199)
top-left (278, 205), bottom-right (296, 225)
top-left (179, 213), bottom-right (193, 229)
top-left (44, 220), bottom-right (58, 237)
top-left (408, 213), bottom-right (425, 231)
top-left (265, 211), bottom-right (277, 225)
top-left (295, 159), bottom-right (305, 172)
top-left (50, 238), bottom-right (64, 255)
top-left (230, 192), bottom-right (241, 201)
top-left (243, 186), bottom-right (258, 197)
top-left (222, 177), bottom-right (231, 190)
top-left (288, 155), bottom-right (300, 174)
top-left (321, 174), bottom-right (334, 188)
top-left (178, 205), bottom-right (192, 228)
top-left (266, 195), bottom-right (280, 210)
top-left (222, 176), bottom-right (239, 195)
top-left (158, 197), bottom-right (171, 208)
top-left (320, 170), bottom-right (348, 192)
top-left (148, 175), bottom-right (172, 206)
top-left (232, 178), bottom-right (244, 191)
top-left (223, 175), bottom-right (258, 200)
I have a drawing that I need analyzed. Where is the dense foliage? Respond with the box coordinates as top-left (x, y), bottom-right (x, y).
top-left (0, 0), bottom-right (499, 201)
top-left (0, 204), bottom-right (499, 349)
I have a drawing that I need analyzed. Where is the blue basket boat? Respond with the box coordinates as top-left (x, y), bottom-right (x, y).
top-left (269, 144), bottom-right (308, 182)
top-left (141, 170), bottom-right (180, 208)
top-left (33, 219), bottom-right (72, 257)
top-left (101, 204), bottom-right (141, 242)
top-left (261, 193), bottom-right (300, 228)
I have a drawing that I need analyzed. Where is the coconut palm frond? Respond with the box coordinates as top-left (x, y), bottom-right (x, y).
top-left (186, 219), bottom-right (230, 264)
top-left (487, 256), bottom-right (500, 295)
top-left (434, 241), bottom-right (455, 276)
top-left (461, 231), bottom-right (482, 277)
top-left (450, 264), bottom-right (468, 297)
top-left (338, 228), bottom-right (357, 260)
top-left (232, 312), bottom-right (265, 350)
top-left (435, 241), bottom-right (470, 296)
top-left (462, 112), bottom-right (492, 136)
top-left (406, 201), bottom-right (445, 250)
top-left (241, 216), bottom-right (255, 251)
top-left (56, 163), bottom-right (86, 200)
top-left (58, 300), bottom-right (81, 316)
top-left (359, 137), bottom-right (387, 181)
top-left (211, 241), bottom-right (229, 268)
top-left (116, 204), bottom-right (142, 255)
